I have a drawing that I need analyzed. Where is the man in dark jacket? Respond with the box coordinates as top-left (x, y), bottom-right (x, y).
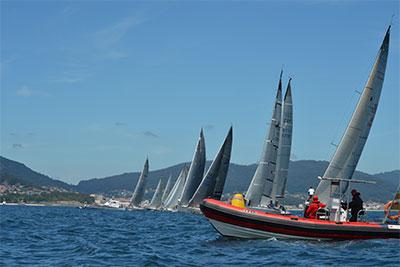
top-left (349, 189), bottom-right (363, 222)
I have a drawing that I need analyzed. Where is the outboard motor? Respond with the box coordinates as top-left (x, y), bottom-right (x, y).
top-left (316, 208), bottom-right (330, 220)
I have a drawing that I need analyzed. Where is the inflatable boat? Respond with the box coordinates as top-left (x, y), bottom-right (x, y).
top-left (200, 199), bottom-right (400, 240)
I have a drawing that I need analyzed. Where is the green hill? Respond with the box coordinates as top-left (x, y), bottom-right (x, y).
top-left (1, 156), bottom-right (398, 204)
top-left (0, 156), bottom-right (72, 190)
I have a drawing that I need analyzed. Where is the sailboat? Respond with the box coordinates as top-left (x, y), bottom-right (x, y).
top-left (129, 158), bottom-right (149, 209)
top-left (161, 175), bottom-right (173, 204)
top-left (246, 72), bottom-right (282, 208)
top-left (147, 178), bottom-right (166, 210)
top-left (179, 129), bottom-right (206, 206)
top-left (162, 165), bottom-right (189, 211)
top-left (200, 27), bottom-right (400, 240)
top-left (272, 79), bottom-right (293, 200)
top-left (246, 72), bottom-right (293, 210)
top-left (314, 25), bottom-right (391, 220)
top-left (187, 127), bottom-right (233, 209)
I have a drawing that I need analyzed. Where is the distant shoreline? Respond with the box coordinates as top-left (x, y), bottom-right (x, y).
top-left (0, 202), bottom-right (83, 208)
top-left (0, 202), bottom-right (387, 212)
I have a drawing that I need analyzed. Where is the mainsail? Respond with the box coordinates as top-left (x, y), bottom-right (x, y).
top-left (130, 158), bottom-right (149, 207)
top-left (272, 79), bottom-right (293, 199)
top-left (161, 175), bottom-right (173, 204)
top-left (315, 27), bottom-right (390, 205)
top-left (246, 72), bottom-right (283, 207)
top-left (148, 178), bottom-right (165, 209)
top-left (163, 165), bottom-right (189, 210)
top-left (179, 130), bottom-right (206, 206)
top-left (188, 127), bottom-right (233, 207)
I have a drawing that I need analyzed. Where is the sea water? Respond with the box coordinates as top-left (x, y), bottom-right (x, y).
top-left (0, 205), bottom-right (398, 266)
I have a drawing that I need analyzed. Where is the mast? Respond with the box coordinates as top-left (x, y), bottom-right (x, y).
top-left (246, 71), bottom-right (282, 207)
top-left (315, 27), bottom-right (390, 205)
top-left (188, 127), bottom-right (233, 207)
top-left (130, 158), bottom-right (149, 207)
top-left (179, 129), bottom-right (206, 206)
top-left (271, 78), bottom-right (293, 201)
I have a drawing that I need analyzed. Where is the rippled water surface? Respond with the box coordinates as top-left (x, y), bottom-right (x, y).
top-left (1, 206), bottom-right (399, 266)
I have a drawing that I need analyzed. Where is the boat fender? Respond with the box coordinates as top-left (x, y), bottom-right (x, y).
top-left (388, 225), bottom-right (400, 230)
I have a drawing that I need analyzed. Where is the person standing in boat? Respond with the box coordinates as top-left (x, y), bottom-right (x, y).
top-left (305, 195), bottom-right (326, 219)
top-left (303, 186), bottom-right (315, 216)
top-left (348, 189), bottom-right (364, 222)
top-left (307, 186), bottom-right (315, 200)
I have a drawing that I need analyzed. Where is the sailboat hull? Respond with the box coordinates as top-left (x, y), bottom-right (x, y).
top-left (200, 199), bottom-right (400, 240)
top-left (178, 206), bottom-right (202, 214)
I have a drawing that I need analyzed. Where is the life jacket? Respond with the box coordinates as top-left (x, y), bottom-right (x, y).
top-left (306, 201), bottom-right (326, 219)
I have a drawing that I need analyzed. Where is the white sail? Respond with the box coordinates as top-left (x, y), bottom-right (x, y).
top-left (163, 165), bottom-right (189, 210)
top-left (179, 130), bottom-right (206, 206)
top-left (272, 79), bottom-right (293, 199)
top-left (161, 175), bottom-right (173, 204)
top-left (316, 27), bottom-right (390, 205)
top-left (148, 178), bottom-right (165, 210)
top-left (130, 158), bottom-right (149, 207)
top-left (246, 73), bottom-right (282, 207)
top-left (188, 127), bottom-right (233, 207)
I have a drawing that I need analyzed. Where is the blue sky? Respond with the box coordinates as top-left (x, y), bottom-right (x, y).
top-left (1, 1), bottom-right (399, 184)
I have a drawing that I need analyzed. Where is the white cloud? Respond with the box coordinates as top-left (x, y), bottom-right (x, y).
top-left (16, 86), bottom-right (50, 97)
top-left (60, 6), bottom-right (78, 17)
top-left (50, 76), bottom-right (86, 84)
top-left (49, 69), bottom-right (93, 84)
top-left (102, 50), bottom-right (128, 60)
top-left (16, 86), bottom-right (33, 97)
top-left (93, 16), bottom-right (144, 49)
top-left (48, 15), bottom-right (144, 85)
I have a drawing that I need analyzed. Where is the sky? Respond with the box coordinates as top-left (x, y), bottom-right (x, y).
top-left (1, 0), bottom-right (399, 184)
